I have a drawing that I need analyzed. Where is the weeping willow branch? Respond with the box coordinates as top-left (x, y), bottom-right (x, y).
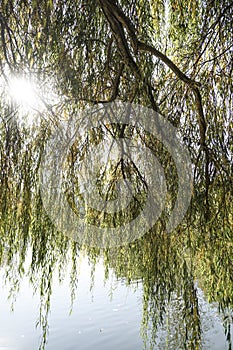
top-left (97, 0), bottom-right (207, 148)
top-left (97, 0), bottom-right (210, 217)
top-left (97, 0), bottom-right (158, 111)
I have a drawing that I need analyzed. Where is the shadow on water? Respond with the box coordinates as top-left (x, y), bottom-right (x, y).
top-left (0, 109), bottom-right (232, 350)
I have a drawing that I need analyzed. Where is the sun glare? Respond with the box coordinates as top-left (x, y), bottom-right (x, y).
top-left (6, 76), bottom-right (46, 126)
top-left (9, 77), bottom-right (38, 108)
top-left (2, 73), bottom-right (59, 126)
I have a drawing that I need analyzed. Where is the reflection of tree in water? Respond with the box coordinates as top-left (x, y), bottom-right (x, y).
top-left (0, 0), bottom-right (233, 349)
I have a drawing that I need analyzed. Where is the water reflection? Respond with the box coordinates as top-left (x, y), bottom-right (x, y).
top-left (0, 256), bottom-right (232, 350)
top-left (0, 111), bottom-right (232, 350)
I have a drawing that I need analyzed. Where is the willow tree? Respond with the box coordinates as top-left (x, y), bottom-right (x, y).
top-left (1, 0), bottom-right (232, 215)
top-left (0, 0), bottom-right (233, 349)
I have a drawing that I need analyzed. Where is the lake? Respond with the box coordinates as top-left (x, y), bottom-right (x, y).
top-left (0, 250), bottom-right (232, 350)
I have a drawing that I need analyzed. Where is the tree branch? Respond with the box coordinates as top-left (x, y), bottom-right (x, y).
top-left (97, 0), bottom-right (158, 111)
top-left (97, 0), bottom-right (207, 147)
top-left (109, 62), bottom-right (124, 101)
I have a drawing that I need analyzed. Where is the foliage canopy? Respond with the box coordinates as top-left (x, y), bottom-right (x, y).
top-left (0, 1), bottom-right (232, 349)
